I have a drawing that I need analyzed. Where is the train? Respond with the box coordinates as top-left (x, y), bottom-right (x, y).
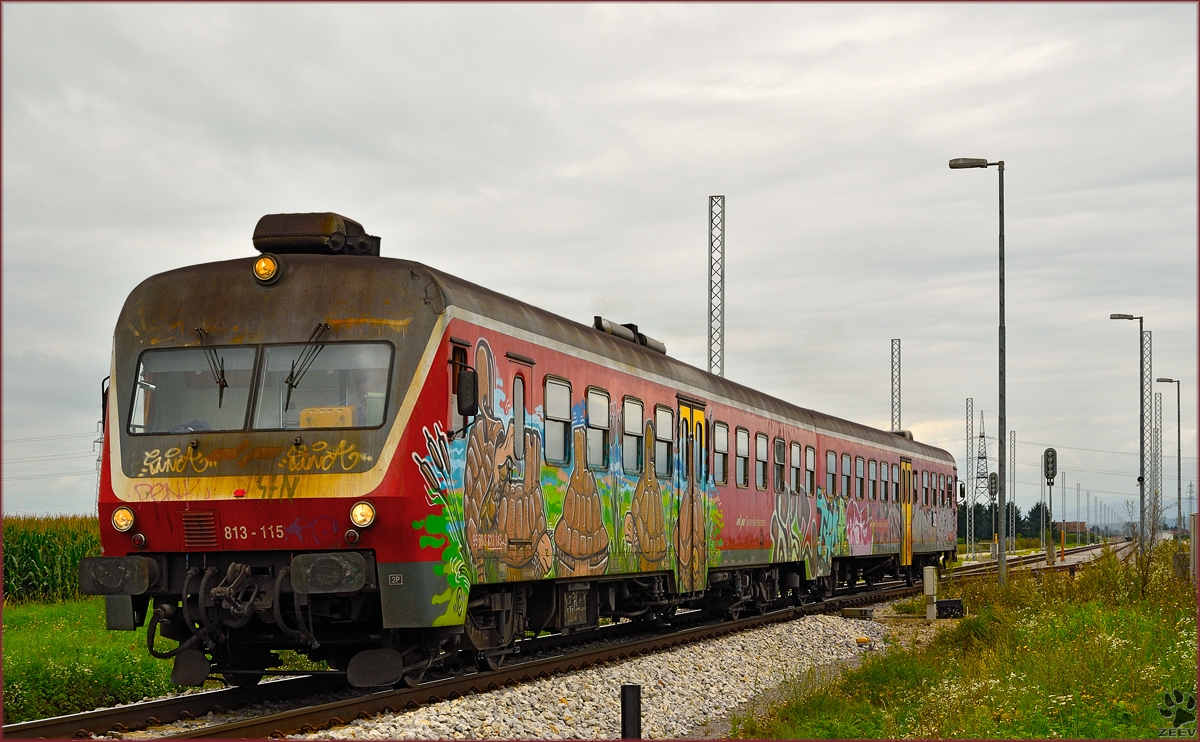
top-left (80, 212), bottom-right (958, 688)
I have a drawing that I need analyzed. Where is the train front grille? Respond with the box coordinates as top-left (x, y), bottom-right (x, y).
top-left (180, 511), bottom-right (218, 549)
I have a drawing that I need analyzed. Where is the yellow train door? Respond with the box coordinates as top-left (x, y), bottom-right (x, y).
top-left (675, 401), bottom-right (708, 593)
top-left (901, 459), bottom-right (913, 567)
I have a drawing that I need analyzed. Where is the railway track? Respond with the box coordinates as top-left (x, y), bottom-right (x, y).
top-left (951, 539), bottom-right (1135, 579)
top-left (4, 584), bottom-right (913, 739)
top-left (9, 544), bottom-right (1135, 739)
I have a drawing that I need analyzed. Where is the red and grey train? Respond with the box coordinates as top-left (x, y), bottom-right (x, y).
top-left (80, 213), bottom-right (957, 687)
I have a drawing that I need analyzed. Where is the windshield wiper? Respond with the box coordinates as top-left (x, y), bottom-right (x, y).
top-left (284, 322), bottom-right (331, 412)
top-left (194, 328), bottom-right (228, 408)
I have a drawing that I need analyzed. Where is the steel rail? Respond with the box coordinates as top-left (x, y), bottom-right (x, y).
top-left (162, 587), bottom-right (914, 739)
top-left (4, 582), bottom-right (919, 739)
top-left (1, 674), bottom-right (342, 739)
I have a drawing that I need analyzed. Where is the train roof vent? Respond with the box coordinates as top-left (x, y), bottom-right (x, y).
top-left (593, 316), bottom-right (667, 355)
top-left (253, 213), bottom-right (380, 256)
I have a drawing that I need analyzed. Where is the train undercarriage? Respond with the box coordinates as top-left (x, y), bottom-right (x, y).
top-left (98, 547), bottom-right (951, 689)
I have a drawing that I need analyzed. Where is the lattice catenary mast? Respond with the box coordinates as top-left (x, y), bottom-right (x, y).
top-left (891, 340), bottom-right (901, 432)
top-left (1008, 430), bottom-right (1016, 551)
top-left (974, 411), bottom-right (991, 547)
top-left (965, 398), bottom-right (975, 558)
top-left (1154, 391), bottom-right (1163, 530)
top-left (708, 196), bottom-right (725, 378)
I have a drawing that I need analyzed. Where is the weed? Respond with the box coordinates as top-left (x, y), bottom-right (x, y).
top-left (736, 540), bottom-right (1197, 739)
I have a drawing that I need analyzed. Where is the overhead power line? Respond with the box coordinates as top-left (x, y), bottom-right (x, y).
top-left (3, 432), bottom-right (98, 444)
top-left (4, 451), bottom-right (97, 464)
top-left (3, 470), bottom-right (96, 482)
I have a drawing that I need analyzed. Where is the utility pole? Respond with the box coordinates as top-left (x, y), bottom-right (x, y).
top-left (1039, 474), bottom-right (1046, 553)
top-left (707, 196), bottom-right (725, 379)
top-left (1061, 474), bottom-right (1067, 555)
top-left (1080, 482), bottom-right (1089, 545)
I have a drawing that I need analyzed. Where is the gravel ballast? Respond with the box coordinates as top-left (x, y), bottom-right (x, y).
top-left (294, 613), bottom-right (886, 740)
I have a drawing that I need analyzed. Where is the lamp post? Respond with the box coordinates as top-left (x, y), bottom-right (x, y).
top-left (950, 156), bottom-right (1007, 585)
top-left (1157, 377), bottom-right (1182, 550)
top-left (1110, 313), bottom-right (1145, 549)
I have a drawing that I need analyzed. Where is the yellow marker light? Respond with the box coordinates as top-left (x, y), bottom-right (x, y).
top-left (112, 506), bottom-right (136, 533)
top-left (253, 254), bottom-right (281, 284)
top-left (350, 501), bottom-right (376, 528)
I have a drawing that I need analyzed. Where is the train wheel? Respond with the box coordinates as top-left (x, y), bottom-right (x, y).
top-left (222, 671), bottom-right (263, 688)
top-left (476, 650), bottom-right (507, 672)
top-left (401, 667), bottom-right (427, 686)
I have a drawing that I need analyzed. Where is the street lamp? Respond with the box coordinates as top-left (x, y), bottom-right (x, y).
top-left (950, 156), bottom-right (1008, 585)
top-left (1157, 377), bottom-right (1182, 550)
top-left (1111, 313), bottom-right (1146, 549)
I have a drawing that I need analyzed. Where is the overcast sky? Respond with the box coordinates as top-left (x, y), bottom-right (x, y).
top-left (3, 3), bottom-right (1196, 525)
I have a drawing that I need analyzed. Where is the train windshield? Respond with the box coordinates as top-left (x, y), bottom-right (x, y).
top-left (128, 347), bottom-right (257, 434)
top-left (252, 342), bottom-right (392, 430)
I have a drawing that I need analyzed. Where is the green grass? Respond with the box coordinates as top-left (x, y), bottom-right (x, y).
top-left (2, 597), bottom-right (329, 724)
top-left (891, 595), bottom-right (924, 615)
top-left (734, 541), bottom-right (1197, 739)
top-left (2, 597), bottom-right (176, 723)
top-left (3, 515), bottom-right (101, 603)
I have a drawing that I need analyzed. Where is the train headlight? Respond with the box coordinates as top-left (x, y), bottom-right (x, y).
top-left (349, 501), bottom-right (376, 528)
top-left (253, 254), bottom-right (283, 285)
top-left (112, 507), bottom-right (136, 533)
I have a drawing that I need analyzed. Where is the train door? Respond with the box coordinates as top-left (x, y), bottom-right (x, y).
top-left (675, 401), bottom-right (708, 593)
top-left (900, 459), bottom-right (913, 567)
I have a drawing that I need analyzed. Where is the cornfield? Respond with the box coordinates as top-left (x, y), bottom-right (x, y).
top-left (3, 515), bottom-right (100, 603)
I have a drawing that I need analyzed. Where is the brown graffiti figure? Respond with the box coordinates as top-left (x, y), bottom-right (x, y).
top-left (623, 420), bottom-right (667, 571)
top-left (553, 427), bottom-right (610, 577)
top-left (673, 426), bottom-right (707, 593)
top-left (494, 427), bottom-right (553, 580)
top-left (462, 341), bottom-right (514, 581)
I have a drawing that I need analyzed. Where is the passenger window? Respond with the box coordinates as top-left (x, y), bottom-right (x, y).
top-left (892, 464), bottom-right (900, 499)
top-left (736, 429), bottom-right (750, 487)
top-left (790, 442), bottom-right (802, 493)
top-left (841, 454), bottom-right (852, 499)
top-left (513, 376), bottom-right (525, 459)
top-left (880, 460), bottom-right (889, 502)
top-left (855, 457), bottom-right (865, 499)
top-left (922, 470), bottom-right (929, 506)
top-left (868, 460), bottom-right (877, 501)
top-left (939, 474), bottom-right (946, 507)
top-left (755, 434), bottom-right (769, 490)
top-left (544, 378), bottom-right (571, 464)
top-left (774, 438), bottom-right (786, 493)
top-left (713, 422), bottom-right (729, 485)
top-left (826, 450), bottom-right (836, 496)
top-left (622, 398), bottom-right (644, 474)
top-left (654, 407), bottom-right (673, 478)
top-left (805, 446), bottom-right (816, 497)
top-left (587, 389), bottom-right (609, 469)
